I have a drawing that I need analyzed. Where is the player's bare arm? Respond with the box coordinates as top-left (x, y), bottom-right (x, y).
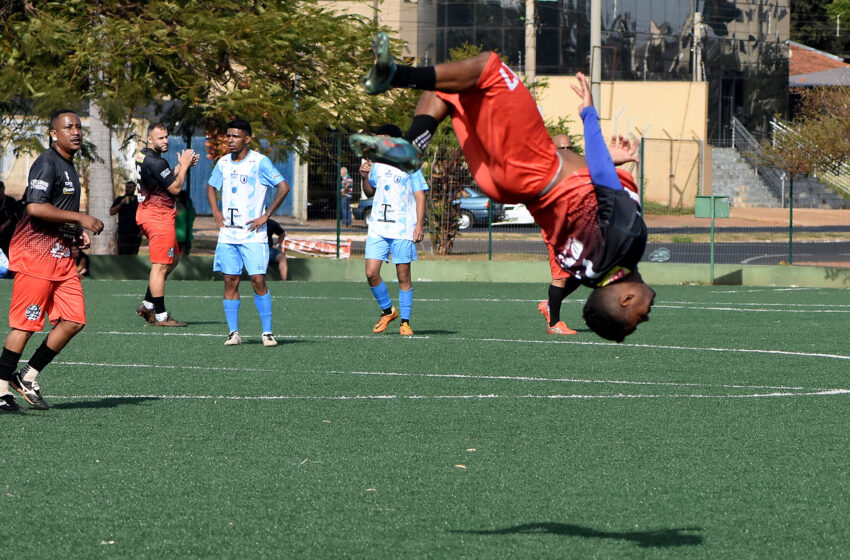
top-left (247, 180), bottom-right (291, 232)
top-left (166, 149), bottom-right (199, 196)
top-left (26, 202), bottom-right (104, 234)
top-left (360, 162), bottom-right (376, 197)
top-left (413, 189), bottom-right (425, 243)
top-left (206, 184), bottom-right (225, 228)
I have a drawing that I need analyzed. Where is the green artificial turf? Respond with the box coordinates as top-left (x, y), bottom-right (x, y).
top-left (1, 280), bottom-right (848, 558)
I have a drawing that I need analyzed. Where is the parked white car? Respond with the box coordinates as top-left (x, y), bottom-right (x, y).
top-left (497, 203), bottom-right (535, 225)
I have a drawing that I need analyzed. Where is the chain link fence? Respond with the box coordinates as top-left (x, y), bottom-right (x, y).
top-left (306, 131), bottom-right (850, 269)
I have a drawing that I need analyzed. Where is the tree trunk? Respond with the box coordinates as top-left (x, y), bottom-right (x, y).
top-left (88, 102), bottom-right (116, 255)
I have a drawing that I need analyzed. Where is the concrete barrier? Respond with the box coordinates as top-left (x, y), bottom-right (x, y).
top-left (88, 255), bottom-right (850, 288)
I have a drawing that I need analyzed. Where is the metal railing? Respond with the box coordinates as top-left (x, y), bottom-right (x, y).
top-left (769, 118), bottom-right (850, 197)
top-left (731, 116), bottom-right (788, 204)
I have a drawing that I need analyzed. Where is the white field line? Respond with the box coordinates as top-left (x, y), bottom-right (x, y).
top-left (47, 362), bottom-right (850, 399)
top-left (656, 304), bottom-right (850, 313)
top-left (51, 361), bottom-right (812, 392)
top-left (95, 331), bottom-right (850, 361)
top-left (44, 389), bottom-right (850, 401)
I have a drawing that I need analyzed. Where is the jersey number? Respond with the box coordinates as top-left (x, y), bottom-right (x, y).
top-left (499, 64), bottom-right (520, 91)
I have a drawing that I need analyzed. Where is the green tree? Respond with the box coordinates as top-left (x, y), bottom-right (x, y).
top-left (792, 0), bottom-right (850, 56)
top-left (0, 1), bottom-right (403, 251)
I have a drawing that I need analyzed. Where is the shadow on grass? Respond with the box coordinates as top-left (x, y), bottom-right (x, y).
top-left (450, 522), bottom-right (703, 548)
top-left (51, 396), bottom-right (162, 410)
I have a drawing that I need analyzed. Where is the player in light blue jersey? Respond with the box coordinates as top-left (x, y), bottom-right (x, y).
top-left (206, 119), bottom-right (290, 347)
top-left (359, 124), bottom-right (429, 335)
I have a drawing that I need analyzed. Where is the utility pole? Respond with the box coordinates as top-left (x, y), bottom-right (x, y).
top-left (525, 0), bottom-right (536, 94)
top-left (590, 0), bottom-right (601, 112)
top-left (693, 12), bottom-right (704, 81)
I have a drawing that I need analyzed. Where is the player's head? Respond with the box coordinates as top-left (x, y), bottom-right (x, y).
top-left (147, 123), bottom-right (169, 154)
top-left (376, 123), bottom-right (402, 138)
top-left (123, 180), bottom-right (136, 195)
top-left (341, 166), bottom-right (348, 176)
top-left (225, 118), bottom-right (252, 156)
top-left (48, 109), bottom-right (83, 157)
top-left (582, 272), bottom-right (655, 342)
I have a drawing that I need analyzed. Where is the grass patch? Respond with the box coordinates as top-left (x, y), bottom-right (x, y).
top-left (1, 281), bottom-right (849, 558)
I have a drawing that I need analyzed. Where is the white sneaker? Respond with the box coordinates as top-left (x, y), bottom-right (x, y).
top-left (224, 331), bottom-right (242, 346)
top-left (261, 333), bottom-right (278, 347)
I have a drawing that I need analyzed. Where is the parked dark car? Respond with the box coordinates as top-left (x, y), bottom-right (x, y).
top-left (353, 186), bottom-right (504, 230)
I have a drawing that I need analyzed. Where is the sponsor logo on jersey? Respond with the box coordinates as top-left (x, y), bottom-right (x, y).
top-left (25, 304), bottom-right (42, 321)
top-left (240, 175), bottom-right (248, 184)
top-left (30, 179), bottom-right (49, 192)
top-left (63, 171), bottom-right (75, 193)
top-left (135, 152), bottom-right (146, 163)
top-left (160, 168), bottom-right (172, 179)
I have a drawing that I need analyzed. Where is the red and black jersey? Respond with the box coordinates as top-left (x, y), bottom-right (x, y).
top-left (9, 146), bottom-right (83, 280)
top-left (136, 147), bottom-right (177, 211)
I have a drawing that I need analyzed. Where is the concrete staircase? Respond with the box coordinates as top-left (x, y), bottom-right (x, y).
top-left (792, 175), bottom-right (850, 209)
top-left (710, 147), bottom-right (781, 208)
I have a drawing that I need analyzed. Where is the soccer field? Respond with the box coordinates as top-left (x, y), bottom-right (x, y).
top-left (2, 280), bottom-right (849, 558)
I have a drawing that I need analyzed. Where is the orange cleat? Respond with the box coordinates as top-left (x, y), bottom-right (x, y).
top-left (537, 300), bottom-right (550, 324)
top-left (547, 321), bottom-right (577, 335)
top-left (373, 307), bottom-right (399, 333)
top-left (399, 321), bottom-right (414, 336)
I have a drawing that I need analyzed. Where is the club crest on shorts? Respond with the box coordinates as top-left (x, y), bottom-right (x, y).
top-left (168, 247), bottom-right (175, 258)
top-left (25, 304), bottom-right (42, 321)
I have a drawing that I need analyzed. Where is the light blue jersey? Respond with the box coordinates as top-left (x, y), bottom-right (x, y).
top-left (209, 150), bottom-right (283, 244)
top-left (367, 164), bottom-right (429, 240)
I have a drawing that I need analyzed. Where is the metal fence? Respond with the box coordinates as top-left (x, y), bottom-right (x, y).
top-left (304, 131), bottom-right (850, 270)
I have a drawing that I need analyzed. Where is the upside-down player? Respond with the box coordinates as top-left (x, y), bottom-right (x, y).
top-left (350, 34), bottom-right (655, 341)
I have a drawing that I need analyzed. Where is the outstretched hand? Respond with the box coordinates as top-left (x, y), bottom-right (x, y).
top-left (570, 72), bottom-right (594, 113)
top-left (609, 135), bottom-right (640, 166)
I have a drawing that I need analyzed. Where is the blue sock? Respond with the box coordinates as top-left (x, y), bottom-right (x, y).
top-left (223, 299), bottom-right (240, 333)
top-left (370, 281), bottom-right (393, 310)
top-left (399, 287), bottom-right (413, 322)
top-left (254, 291), bottom-right (273, 334)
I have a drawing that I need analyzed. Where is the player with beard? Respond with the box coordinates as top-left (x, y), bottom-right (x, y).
top-left (134, 123), bottom-right (199, 327)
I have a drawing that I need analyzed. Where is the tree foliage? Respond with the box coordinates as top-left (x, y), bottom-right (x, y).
top-left (761, 87), bottom-right (850, 178)
top-left (0, 0), bottom-right (408, 159)
top-left (791, 0), bottom-right (850, 57)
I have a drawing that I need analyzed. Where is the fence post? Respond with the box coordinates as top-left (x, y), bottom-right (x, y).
top-left (335, 134), bottom-right (342, 259)
top-left (731, 119), bottom-right (736, 150)
top-left (788, 178), bottom-right (794, 265)
top-left (639, 138), bottom-right (645, 209)
top-left (488, 203), bottom-right (493, 260)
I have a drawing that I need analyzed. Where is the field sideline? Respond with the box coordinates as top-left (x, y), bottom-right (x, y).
top-left (1, 280), bottom-right (848, 558)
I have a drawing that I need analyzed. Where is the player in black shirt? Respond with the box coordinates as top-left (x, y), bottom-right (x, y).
top-left (109, 180), bottom-right (142, 254)
top-left (0, 109), bottom-right (104, 412)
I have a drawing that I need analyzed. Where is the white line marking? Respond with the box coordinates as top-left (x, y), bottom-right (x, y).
top-left (44, 389), bottom-right (850, 401)
top-left (740, 253), bottom-right (802, 264)
top-left (93, 331), bottom-right (850, 361)
top-left (54, 361), bottom-right (806, 390)
top-left (346, 370), bottom-right (807, 391)
top-left (656, 304), bottom-right (850, 313)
